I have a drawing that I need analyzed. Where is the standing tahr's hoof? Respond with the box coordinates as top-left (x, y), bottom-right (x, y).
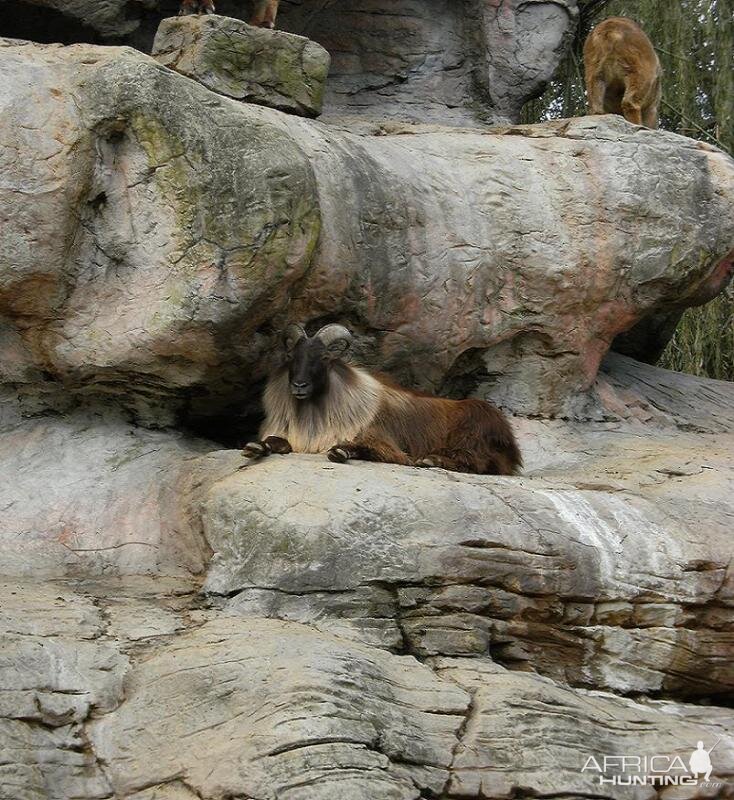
top-left (327, 446), bottom-right (351, 464)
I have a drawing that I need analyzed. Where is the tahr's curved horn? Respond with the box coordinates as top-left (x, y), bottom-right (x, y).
top-left (314, 324), bottom-right (352, 348)
top-left (314, 324), bottom-right (353, 352)
top-left (284, 323), bottom-right (307, 350)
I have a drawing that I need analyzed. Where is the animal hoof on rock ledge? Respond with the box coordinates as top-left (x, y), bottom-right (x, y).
top-left (415, 457), bottom-right (438, 468)
top-left (242, 441), bottom-right (267, 459)
top-left (327, 447), bottom-right (350, 464)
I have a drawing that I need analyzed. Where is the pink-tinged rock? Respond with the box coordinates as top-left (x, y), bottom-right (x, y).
top-left (0, 41), bottom-right (732, 430)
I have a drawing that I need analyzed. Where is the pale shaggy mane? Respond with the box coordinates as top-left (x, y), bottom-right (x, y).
top-left (261, 366), bottom-right (384, 453)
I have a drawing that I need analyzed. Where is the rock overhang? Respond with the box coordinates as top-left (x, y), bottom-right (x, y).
top-left (1, 39), bottom-right (733, 435)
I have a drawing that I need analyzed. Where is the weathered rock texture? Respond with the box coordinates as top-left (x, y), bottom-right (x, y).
top-left (1, 358), bottom-right (734, 798)
top-left (2, 20), bottom-right (734, 800)
top-left (279, 0), bottom-right (579, 125)
top-left (0, 399), bottom-right (235, 580)
top-left (0, 0), bottom-right (579, 125)
top-left (152, 14), bottom-right (331, 117)
top-left (1, 40), bottom-right (732, 433)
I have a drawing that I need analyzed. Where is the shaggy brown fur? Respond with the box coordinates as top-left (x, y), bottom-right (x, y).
top-left (244, 324), bottom-right (522, 476)
top-left (178, 0), bottom-right (279, 27)
top-left (583, 17), bottom-right (662, 128)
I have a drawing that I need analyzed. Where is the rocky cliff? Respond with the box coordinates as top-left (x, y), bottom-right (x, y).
top-left (1, 5), bottom-right (733, 800)
top-left (2, 0), bottom-right (579, 125)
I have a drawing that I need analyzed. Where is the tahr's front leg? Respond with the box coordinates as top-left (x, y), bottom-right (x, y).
top-left (327, 435), bottom-right (412, 466)
top-left (242, 435), bottom-right (292, 459)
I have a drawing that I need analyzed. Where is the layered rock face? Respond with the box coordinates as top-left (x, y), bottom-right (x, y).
top-left (1, 10), bottom-right (734, 800)
top-left (2, 358), bottom-right (734, 798)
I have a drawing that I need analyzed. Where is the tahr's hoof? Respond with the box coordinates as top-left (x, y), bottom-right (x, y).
top-left (415, 457), bottom-right (438, 468)
top-left (327, 447), bottom-right (350, 464)
top-left (243, 441), bottom-right (267, 459)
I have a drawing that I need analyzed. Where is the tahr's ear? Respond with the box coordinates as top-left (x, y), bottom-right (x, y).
top-left (314, 324), bottom-right (353, 359)
top-left (284, 323), bottom-right (306, 353)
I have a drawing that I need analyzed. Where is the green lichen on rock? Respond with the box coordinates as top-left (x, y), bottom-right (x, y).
top-left (153, 15), bottom-right (331, 118)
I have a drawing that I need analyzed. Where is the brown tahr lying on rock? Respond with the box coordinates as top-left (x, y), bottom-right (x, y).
top-left (583, 16), bottom-right (662, 128)
top-left (243, 324), bottom-right (522, 475)
top-left (179, 0), bottom-right (280, 28)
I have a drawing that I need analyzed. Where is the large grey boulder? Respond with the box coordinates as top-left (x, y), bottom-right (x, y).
top-left (1, 39), bottom-right (732, 430)
top-left (88, 616), bottom-right (468, 799)
top-left (152, 14), bottom-right (331, 117)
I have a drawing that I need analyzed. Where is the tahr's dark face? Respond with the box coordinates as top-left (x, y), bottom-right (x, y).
top-left (288, 336), bottom-right (329, 401)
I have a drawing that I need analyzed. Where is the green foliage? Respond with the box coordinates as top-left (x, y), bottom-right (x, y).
top-left (658, 290), bottom-right (734, 380)
top-left (521, 0), bottom-right (733, 381)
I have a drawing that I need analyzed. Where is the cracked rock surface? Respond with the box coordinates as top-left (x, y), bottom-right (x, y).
top-left (152, 14), bottom-right (331, 117)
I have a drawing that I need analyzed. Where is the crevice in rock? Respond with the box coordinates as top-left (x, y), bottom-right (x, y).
top-left (181, 403), bottom-right (263, 450)
top-left (0, 1), bottom-right (103, 44)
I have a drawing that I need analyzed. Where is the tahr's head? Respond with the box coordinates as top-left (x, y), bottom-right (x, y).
top-left (283, 323), bottom-right (353, 401)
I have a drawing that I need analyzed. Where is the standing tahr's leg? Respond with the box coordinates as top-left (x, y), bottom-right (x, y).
top-left (642, 76), bottom-right (661, 128)
top-left (250, 0), bottom-right (279, 28)
top-left (179, 0), bottom-right (215, 14)
top-left (620, 73), bottom-right (648, 125)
